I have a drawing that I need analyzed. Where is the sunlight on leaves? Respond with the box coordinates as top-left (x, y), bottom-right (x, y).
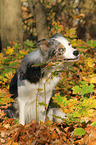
top-left (73, 128), bottom-right (86, 136)
top-left (86, 57), bottom-right (95, 68)
top-left (72, 84), bottom-right (94, 95)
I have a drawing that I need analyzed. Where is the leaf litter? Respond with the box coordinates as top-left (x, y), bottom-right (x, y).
top-left (1, 118), bottom-right (96, 145)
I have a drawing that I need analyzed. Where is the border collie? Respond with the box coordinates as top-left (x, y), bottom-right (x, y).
top-left (6, 34), bottom-right (79, 125)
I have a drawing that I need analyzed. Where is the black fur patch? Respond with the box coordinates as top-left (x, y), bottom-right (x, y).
top-left (9, 72), bottom-right (18, 99)
top-left (24, 66), bottom-right (44, 83)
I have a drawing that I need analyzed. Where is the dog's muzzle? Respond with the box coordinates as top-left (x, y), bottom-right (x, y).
top-left (51, 49), bottom-right (80, 63)
top-left (62, 49), bottom-right (80, 62)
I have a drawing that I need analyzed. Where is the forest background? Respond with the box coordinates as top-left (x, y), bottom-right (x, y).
top-left (0, 0), bottom-right (96, 144)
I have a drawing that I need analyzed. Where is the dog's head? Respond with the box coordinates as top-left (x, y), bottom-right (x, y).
top-left (20, 34), bottom-right (80, 73)
top-left (35, 33), bottom-right (80, 63)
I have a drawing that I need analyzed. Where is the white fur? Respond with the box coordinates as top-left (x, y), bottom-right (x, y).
top-left (18, 71), bottom-right (60, 125)
top-left (53, 37), bottom-right (77, 59)
top-left (47, 108), bottom-right (68, 123)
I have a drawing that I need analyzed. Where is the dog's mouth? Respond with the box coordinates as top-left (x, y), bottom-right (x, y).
top-left (62, 56), bottom-right (79, 62)
top-left (51, 53), bottom-right (80, 63)
top-left (48, 56), bottom-right (79, 67)
top-left (54, 56), bottom-right (79, 63)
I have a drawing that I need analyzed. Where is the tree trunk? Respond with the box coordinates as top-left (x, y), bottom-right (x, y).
top-left (1, 0), bottom-right (23, 49)
top-left (27, 0), bottom-right (49, 40)
top-left (0, 0), bottom-right (2, 52)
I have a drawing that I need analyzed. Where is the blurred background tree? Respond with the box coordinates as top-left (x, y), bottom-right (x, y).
top-left (0, 0), bottom-right (2, 52)
top-left (27, 0), bottom-right (49, 40)
top-left (1, 0), bottom-right (23, 50)
top-left (0, 0), bottom-right (96, 51)
top-left (76, 0), bottom-right (96, 41)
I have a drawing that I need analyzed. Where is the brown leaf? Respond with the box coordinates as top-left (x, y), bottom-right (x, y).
top-left (8, 126), bottom-right (23, 144)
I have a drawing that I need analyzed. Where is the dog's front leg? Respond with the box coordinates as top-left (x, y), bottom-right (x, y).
top-left (18, 97), bottom-right (25, 125)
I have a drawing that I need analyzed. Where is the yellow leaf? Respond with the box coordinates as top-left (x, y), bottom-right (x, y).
top-left (6, 47), bottom-right (14, 55)
top-left (0, 53), bottom-right (5, 61)
top-left (19, 50), bottom-right (28, 55)
top-left (37, 88), bottom-right (43, 92)
top-left (90, 75), bottom-right (96, 84)
top-left (90, 77), bottom-right (96, 84)
top-left (86, 58), bottom-right (95, 68)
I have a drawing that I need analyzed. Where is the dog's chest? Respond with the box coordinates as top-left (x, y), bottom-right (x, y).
top-left (18, 72), bottom-right (60, 104)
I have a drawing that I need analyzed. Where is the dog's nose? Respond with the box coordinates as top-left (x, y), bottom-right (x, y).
top-left (73, 50), bottom-right (79, 56)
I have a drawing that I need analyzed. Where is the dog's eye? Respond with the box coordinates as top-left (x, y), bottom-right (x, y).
top-left (58, 48), bottom-right (64, 52)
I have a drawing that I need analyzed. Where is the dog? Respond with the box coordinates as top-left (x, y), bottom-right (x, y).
top-left (5, 34), bottom-right (79, 125)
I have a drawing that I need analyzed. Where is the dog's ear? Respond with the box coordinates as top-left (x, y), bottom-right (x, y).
top-left (34, 39), bottom-right (50, 53)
